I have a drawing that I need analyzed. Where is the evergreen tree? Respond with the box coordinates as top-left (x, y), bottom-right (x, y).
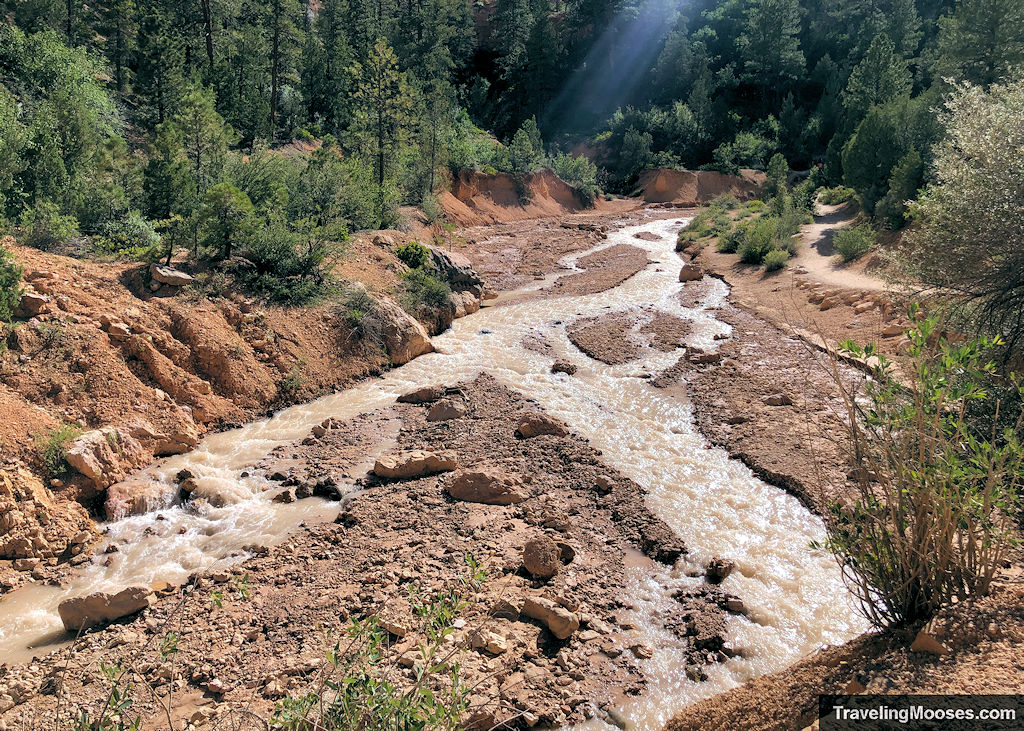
top-left (737, 0), bottom-right (805, 108)
top-left (176, 86), bottom-right (233, 199)
top-left (350, 38), bottom-right (413, 189)
top-left (842, 34), bottom-right (912, 124)
top-left (934, 0), bottom-right (1024, 86)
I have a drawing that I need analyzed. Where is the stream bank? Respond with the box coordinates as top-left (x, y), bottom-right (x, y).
top-left (0, 213), bottom-right (866, 729)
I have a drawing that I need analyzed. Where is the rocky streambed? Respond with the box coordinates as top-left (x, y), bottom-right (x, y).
top-left (0, 216), bottom-right (865, 728)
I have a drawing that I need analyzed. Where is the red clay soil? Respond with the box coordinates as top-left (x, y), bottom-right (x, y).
top-left (637, 169), bottom-right (766, 205)
top-left (440, 169), bottom-right (634, 226)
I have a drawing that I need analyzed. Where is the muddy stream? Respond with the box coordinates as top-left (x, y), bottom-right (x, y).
top-left (0, 216), bottom-right (866, 728)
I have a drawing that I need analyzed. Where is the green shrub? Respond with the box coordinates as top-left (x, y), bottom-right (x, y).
top-left (738, 216), bottom-right (778, 264)
top-left (394, 240), bottom-right (431, 269)
top-left (92, 212), bottom-right (163, 261)
top-left (679, 207), bottom-right (731, 242)
top-left (763, 249), bottom-right (790, 271)
top-left (816, 312), bottom-right (1023, 627)
top-left (717, 224), bottom-right (746, 253)
top-left (19, 201), bottom-right (79, 251)
top-left (0, 241), bottom-right (22, 322)
top-left (833, 224), bottom-right (874, 262)
top-left (549, 153), bottom-right (599, 205)
top-left (745, 200), bottom-right (766, 211)
top-left (241, 218), bottom-right (337, 304)
top-left (709, 193), bottom-right (739, 210)
top-left (400, 268), bottom-right (451, 311)
top-left (421, 193), bottom-right (443, 224)
top-left (792, 178), bottom-right (818, 211)
top-left (36, 422), bottom-right (83, 477)
top-left (819, 186), bottom-right (855, 205)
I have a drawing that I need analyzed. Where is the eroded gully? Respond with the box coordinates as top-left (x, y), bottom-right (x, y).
top-left (0, 215), bottom-right (866, 728)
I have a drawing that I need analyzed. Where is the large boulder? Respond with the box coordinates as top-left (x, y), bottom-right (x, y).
top-left (58, 586), bottom-right (154, 632)
top-left (65, 427), bottom-right (149, 489)
top-left (0, 468), bottom-right (92, 559)
top-left (447, 468), bottom-right (525, 505)
top-left (149, 263), bottom-right (194, 287)
top-left (14, 291), bottom-right (50, 318)
top-left (373, 450), bottom-right (458, 479)
top-left (678, 263), bottom-right (704, 282)
top-left (397, 385), bottom-right (443, 404)
top-left (429, 247), bottom-right (483, 289)
top-left (523, 535), bottom-right (561, 579)
top-left (374, 296), bottom-right (435, 365)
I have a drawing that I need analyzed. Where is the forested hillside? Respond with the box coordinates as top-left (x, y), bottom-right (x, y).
top-left (0, 0), bottom-right (1022, 314)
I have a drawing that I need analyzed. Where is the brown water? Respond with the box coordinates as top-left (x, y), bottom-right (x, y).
top-left (0, 215), bottom-right (866, 727)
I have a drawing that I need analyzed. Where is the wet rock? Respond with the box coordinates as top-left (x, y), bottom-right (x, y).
top-left (272, 488), bottom-right (295, 503)
top-left (149, 263), bottom-right (194, 287)
top-left (426, 399), bottom-right (467, 422)
top-left (523, 535), bottom-right (561, 579)
top-left (65, 426), bottom-right (149, 489)
top-left (688, 350), bottom-right (722, 365)
top-left (515, 413), bottom-right (569, 439)
top-left (368, 294), bottom-right (435, 365)
top-left (373, 450), bottom-right (458, 479)
top-left (521, 596), bottom-right (579, 640)
top-left (678, 263), bottom-right (704, 282)
top-left (104, 478), bottom-right (180, 520)
top-left (551, 360), bottom-right (577, 375)
top-left (447, 468), bottom-right (525, 505)
top-left (58, 585), bottom-right (154, 631)
top-left (397, 385), bottom-right (443, 403)
top-left (706, 557), bottom-right (735, 584)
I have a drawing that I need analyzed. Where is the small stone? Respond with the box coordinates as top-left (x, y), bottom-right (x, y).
top-left (762, 392), bottom-right (793, 407)
top-left (515, 412), bottom-right (569, 438)
top-left (426, 399), bottom-right (466, 422)
top-left (678, 263), bottom-right (704, 282)
top-left (397, 386), bottom-right (443, 403)
top-left (551, 360), bottom-right (577, 375)
top-left (910, 629), bottom-right (947, 655)
top-left (706, 557), bottom-right (735, 584)
top-left (844, 678), bottom-right (867, 694)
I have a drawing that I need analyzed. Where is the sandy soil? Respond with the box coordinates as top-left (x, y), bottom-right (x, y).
top-left (0, 375), bottom-right (743, 729)
top-left (567, 309), bottom-right (690, 366)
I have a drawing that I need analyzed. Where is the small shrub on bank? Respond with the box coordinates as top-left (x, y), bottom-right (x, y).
top-left (816, 311), bottom-right (1023, 627)
top-left (717, 224), bottom-right (746, 253)
top-left (35, 422), bottom-right (82, 477)
top-left (763, 249), bottom-right (790, 272)
top-left (738, 216), bottom-right (777, 263)
top-left (19, 201), bottom-right (79, 252)
top-left (0, 240), bottom-right (22, 321)
top-left (400, 268), bottom-right (451, 311)
top-left (833, 223), bottom-right (874, 262)
top-left (745, 200), bottom-right (766, 211)
top-left (394, 240), bottom-right (431, 269)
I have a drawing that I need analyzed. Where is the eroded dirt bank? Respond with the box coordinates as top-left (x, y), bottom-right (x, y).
top-left (0, 374), bottom-right (748, 728)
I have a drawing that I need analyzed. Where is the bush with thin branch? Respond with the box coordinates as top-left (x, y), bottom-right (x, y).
top-left (816, 309), bottom-right (1023, 627)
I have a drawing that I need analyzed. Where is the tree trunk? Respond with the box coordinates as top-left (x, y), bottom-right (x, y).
top-left (270, 4), bottom-right (282, 134)
top-left (200, 0), bottom-right (215, 73)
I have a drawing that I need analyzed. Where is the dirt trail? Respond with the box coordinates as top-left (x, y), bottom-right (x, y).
top-left (790, 203), bottom-right (888, 291)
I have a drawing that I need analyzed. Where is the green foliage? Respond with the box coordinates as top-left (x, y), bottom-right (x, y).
top-left (875, 147), bottom-right (923, 228)
top-left (763, 248), bottom-right (790, 271)
top-left (717, 223), bottom-right (746, 253)
top-left (400, 268), bottom-right (451, 312)
top-left (818, 312), bottom-right (1022, 627)
top-left (19, 201), bottom-right (79, 251)
top-left (198, 183), bottom-right (254, 260)
top-left (679, 206), bottom-right (730, 242)
top-left (819, 186), bottom-right (855, 205)
top-left (903, 77), bottom-right (1024, 354)
top-left (92, 211), bottom-right (162, 261)
top-left (549, 153), bottom-right (599, 205)
top-left (35, 422), bottom-right (82, 478)
top-left (0, 241), bottom-right (23, 322)
top-left (738, 216), bottom-right (778, 264)
top-left (270, 558), bottom-right (485, 731)
top-left (241, 216), bottom-right (338, 303)
top-left (833, 223), bottom-right (875, 262)
top-left (395, 240), bottom-right (431, 269)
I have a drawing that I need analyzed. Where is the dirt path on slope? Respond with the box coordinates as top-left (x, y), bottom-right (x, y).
top-left (790, 203), bottom-right (888, 291)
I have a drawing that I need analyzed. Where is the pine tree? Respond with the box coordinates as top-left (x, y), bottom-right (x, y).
top-left (176, 86), bottom-right (233, 199)
top-left (135, 4), bottom-right (186, 126)
top-left (934, 0), bottom-right (1024, 86)
top-left (350, 38), bottom-right (413, 188)
top-left (843, 34), bottom-right (912, 124)
top-left (737, 0), bottom-right (805, 108)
